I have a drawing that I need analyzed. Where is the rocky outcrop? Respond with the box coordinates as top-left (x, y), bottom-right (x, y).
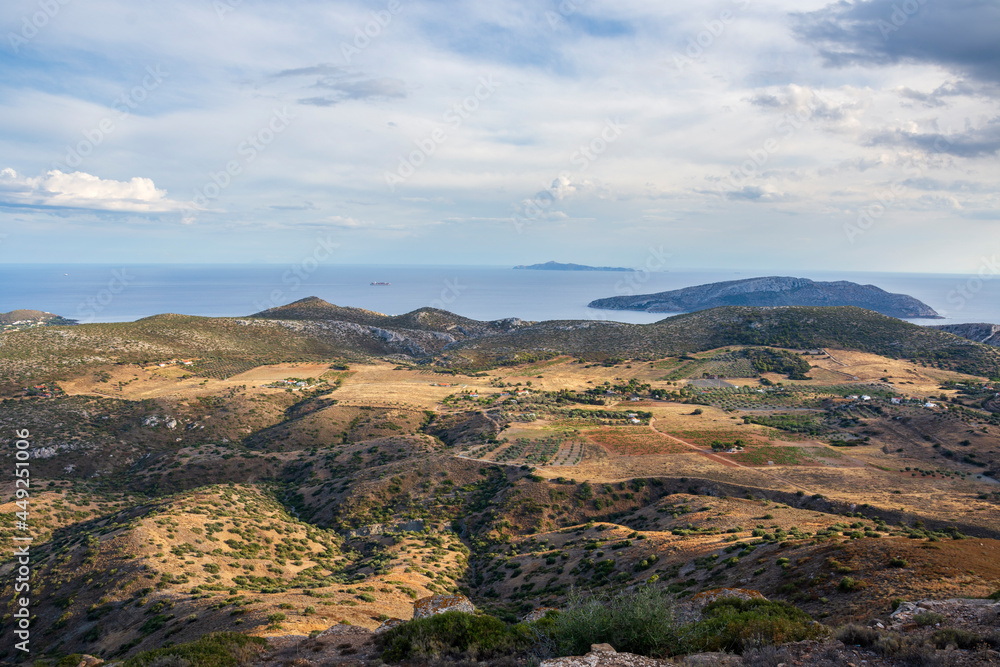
top-left (889, 598), bottom-right (1000, 630)
top-left (411, 594), bottom-right (475, 619)
top-left (540, 642), bottom-right (668, 667)
top-left (588, 277), bottom-right (941, 319)
top-left (931, 323), bottom-right (1000, 347)
top-left (540, 643), bottom-right (740, 667)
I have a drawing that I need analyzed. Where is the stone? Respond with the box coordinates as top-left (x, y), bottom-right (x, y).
top-left (76, 657), bottom-right (105, 667)
top-left (412, 593), bottom-right (475, 619)
top-left (375, 617), bottom-right (406, 633)
top-left (591, 643), bottom-right (616, 653)
top-left (523, 606), bottom-right (560, 622)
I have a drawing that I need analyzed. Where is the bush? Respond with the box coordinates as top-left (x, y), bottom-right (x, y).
top-left (376, 611), bottom-right (530, 662)
top-left (932, 627), bottom-right (998, 650)
top-left (838, 576), bottom-right (864, 592)
top-left (123, 632), bottom-right (268, 667)
top-left (835, 623), bottom-right (878, 647)
top-left (548, 586), bottom-right (684, 658)
top-left (913, 611), bottom-right (944, 626)
top-left (688, 598), bottom-right (825, 654)
top-left (888, 557), bottom-right (908, 568)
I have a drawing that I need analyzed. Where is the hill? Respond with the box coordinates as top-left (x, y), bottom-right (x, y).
top-left (514, 261), bottom-right (631, 271)
top-left (446, 306), bottom-right (1000, 378)
top-left (932, 323), bottom-right (1000, 347)
top-left (0, 309), bottom-right (76, 328)
top-left (588, 276), bottom-right (941, 319)
top-left (3, 303), bottom-right (999, 387)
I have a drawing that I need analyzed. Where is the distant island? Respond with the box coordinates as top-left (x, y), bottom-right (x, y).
top-left (514, 261), bottom-right (631, 272)
top-left (588, 276), bottom-right (942, 319)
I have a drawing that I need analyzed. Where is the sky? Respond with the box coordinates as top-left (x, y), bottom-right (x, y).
top-left (0, 0), bottom-right (998, 272)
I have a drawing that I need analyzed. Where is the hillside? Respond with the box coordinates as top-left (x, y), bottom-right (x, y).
top-left (2, 335), bottom-right (1000, 664)
top-left (932, 322), bottom-right (1000, 347)
top-left (3, 304), bottom-right (1000, 390)
top-left (446, 307), bottom-right (1000, 378)
top-left (588, 276), bottom-right (941, 319)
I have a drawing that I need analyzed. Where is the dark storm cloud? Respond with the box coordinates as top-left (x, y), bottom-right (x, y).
top-left (868, 117), bottom-right (1000, 157)
top-left (793, 0), bottom-right (1000, 84)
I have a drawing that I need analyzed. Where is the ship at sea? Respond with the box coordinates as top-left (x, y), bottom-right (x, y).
top-left (370, 281), bottom-right (391, 286)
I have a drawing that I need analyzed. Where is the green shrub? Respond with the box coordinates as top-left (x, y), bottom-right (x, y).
top-left (123, 632), bottom-right (268, 667)
top-left (688, 598), bottom-right (825, 654)
top-left (887, 557), bottom-right (908, 568)
top-left (932, 627), bottom-right (998, 650)
top-left (835, 623), bottom-right (878, 647)
top-left (548, 586), bottom-right (684, 658)
top-left (837, 576), bottom-right (864, 592)
top-left (913, 611), bottom-right (943, 626)
top-left (376, 611), bottom-right (529, 662)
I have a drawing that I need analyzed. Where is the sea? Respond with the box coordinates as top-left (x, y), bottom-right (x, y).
top-left (1, 264), bottom-right (998, 327)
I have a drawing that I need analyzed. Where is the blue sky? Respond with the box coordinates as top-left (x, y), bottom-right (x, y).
top-left (1, 0), bottom-right (998, 271)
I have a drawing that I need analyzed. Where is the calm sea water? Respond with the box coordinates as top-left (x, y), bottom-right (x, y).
top-left (1, 264), bottom-right (998, 327)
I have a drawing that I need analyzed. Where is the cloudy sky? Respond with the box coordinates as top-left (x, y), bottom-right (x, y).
top-left (1, 0), bottom-right (998, 271)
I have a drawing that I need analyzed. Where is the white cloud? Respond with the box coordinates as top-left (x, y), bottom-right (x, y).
top-left (0, 168), bottom-right (183, 213)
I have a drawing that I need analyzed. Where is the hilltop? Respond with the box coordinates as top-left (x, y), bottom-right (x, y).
top-left (514, 261), bottom-right (631, 272)
top-left (588, 276), bottom-right (941, 319)
top-left (0, 309), bottom-right (76, 329)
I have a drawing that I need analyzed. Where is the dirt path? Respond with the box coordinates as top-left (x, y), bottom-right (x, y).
top-left (649, 418), bottom-right (814, 494)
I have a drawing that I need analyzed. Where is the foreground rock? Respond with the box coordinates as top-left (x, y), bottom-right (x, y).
top-left (412, 593), bottom-right (475, 619)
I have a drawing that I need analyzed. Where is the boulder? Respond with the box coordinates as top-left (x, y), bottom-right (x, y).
top-left (375, 617), bottom-right (407, 633)
top-left (523, 606), bottom-right (560, 622)
top-left (412, 594), bottom-right (475, 619)
top-left (75, 657), bottom-right (105, 667)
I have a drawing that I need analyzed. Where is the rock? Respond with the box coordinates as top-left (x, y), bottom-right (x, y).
top-left (76, 657), bottom-right (105, 667)
top-left (691, 588), bottom-right (767, 608)
top-left (523, 607), bottom-right (560, 622)
top-left (412, 594), bottom-right (475, 619)
top-left (375, 617), bottom-right (406, 633)
top-left (676, 653), bottom-right (742, 666)
top-left (541, 647), bottom-right (669, 667)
